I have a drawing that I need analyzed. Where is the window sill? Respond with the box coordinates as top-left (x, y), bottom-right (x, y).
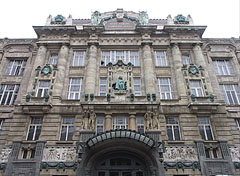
top-left (56, 141), bottom-right (74, 145)
top-left (22, 140), bottom-right (37, 144)
top-left (166, 140), bottom-right (185, 144)
top-left (203, 140), bottom-right (218, 144)
top-left (155, 66), bottom-right (170, 68)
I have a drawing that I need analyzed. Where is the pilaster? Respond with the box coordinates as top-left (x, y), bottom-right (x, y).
top-left (105, 114), bottom-right (112, 131)
top-left (129, 114), bottom-right (136, 130)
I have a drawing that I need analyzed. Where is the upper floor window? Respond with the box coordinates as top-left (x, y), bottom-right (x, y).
top-left (101, 51), bottom-right (139, 66)
top-left (67, 78), bottom-right (83, 100)
top-left (60, 117), bottom-right (75, 141)
top-left (72, 51), bottom-right (85, 66)
top-left (213, 60), bottom-right (234, 75)
top-left (27, 117), bottom-right (42, 141)
top-left (220, 84), bottom-right (240, 105)
top-left (190, 80), bottom-right (203, 97)
top-left (154, 51), bottom-right (168, 67)
top-left (112, 117), bottom-right (128, 130)
top-left (198, 117), bottom-right (214, 140)
top-left (0, 84), bottom-right (19, 105)
top-left (136, 117), bottom-right (144, 134)
top-left (182, 53), bottom-right (191, 65)
top-left (236, 119), bottom-right (240, 134)
top-left (133, 77), bottom-right (141, 96)
top-left (166, 117), bottom-right (180, 140)
top-left (157, 78), bottom-right (173, 99)
top-left (96, 116), bottom-right (105, 134)
top-left (6, 59), bottom-right (27, 76)
top-left (48, 54), bottom-right (58, 65)
top-left (99, 77), bottom-right (107, 96)
top-left (36, 81), bottom-right (50, 98)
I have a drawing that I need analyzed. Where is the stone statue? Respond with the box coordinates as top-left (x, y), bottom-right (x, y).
top-left (144, 111), bottom-right (153, 130)
top-left (92, 11), bottom-right (100, 25)
top-left (152, 110), bottom-right (160, 129)
top-left (140, 11), bottom-right (147, 25)
top-left (89, 110), bottom-right (96, 130)
top-left (83, 110), bottom-right (90, 129)
top-left (114, 76), bottom-right (126, 90)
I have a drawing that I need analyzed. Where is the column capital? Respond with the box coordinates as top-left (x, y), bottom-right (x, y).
top-left (129, 114), bottom-right (136, 119)
top-left (105, 114), bottom-right (112, 119)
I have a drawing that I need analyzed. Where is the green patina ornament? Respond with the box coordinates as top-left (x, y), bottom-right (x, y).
top-left (191, 94), bottom-right (196, 102)
top-left (175, 14), bottom-right (189, 24)
top-left (130, 93), bottom-right (134, 102)
top-left (41, 65), bottom-right (52, 75)
top-left (26, 94), bottom-right (31, 102)
top-left (152, 94), bottom-right (156, 101)
top-left (90, 94), bottom-right (94, 101)
top-left (51, 15), bottom-right (66, 24)
top-left (113, 76), bottom-right (126, 90)
top-left (107, 94), bottom-right (111, 102)
top-left (85, 94), bottom-right (89, 101)
top-left (146, 93), bottom-right (151, 101)
top-left (209, 94), bottom-right (214, 102)
top-left (188, 65), bottom-right (199, 75)
top-left (92, 11), bottom-right (100, 25)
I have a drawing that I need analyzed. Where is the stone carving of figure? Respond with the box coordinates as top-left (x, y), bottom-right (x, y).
top-left (152, 110), bottom-right (160, 129)
top-left (89, 110), bottom-right (96, 130)
top-left (144, 111), bottom-right (153, 130)
top-left (140, 11), bottom-right (147, 25)
top-left (92, 11), bottom-right (100, 25)
top-left (115, 76), bottom-right (126, 90)
top-left (83, 110), bottom-right (90, 129)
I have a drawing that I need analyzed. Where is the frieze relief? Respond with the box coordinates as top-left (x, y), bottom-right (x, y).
top-left (163, 146), bottom-right (198, 162)
top-left (229, 147), bottom-right (240, 162)
top-left (42, 147), bottom-right (77, 162)
top-left (0, 148), bottom-right (12, 163)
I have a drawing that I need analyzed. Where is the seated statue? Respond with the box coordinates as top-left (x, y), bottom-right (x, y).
top-left (114, 76), bottom-right (126, 90)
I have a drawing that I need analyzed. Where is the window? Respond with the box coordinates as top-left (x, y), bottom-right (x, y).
top-left (220, 84), bottom-right (240, 105)
top-left (182, 53), bottom-right (191, 65)
top-left (60, 117), bottom-right (75, 141)
top-left (198, 117), bottom-right (214, 140)
top-left (155, 51), bottom-right (168, 66)
top-left (190, 80), bottom-right (203, 97)
top-left (6, 59), bottom-right (26, 76)
top-left (112, 117), bottom-right (128, 129)
top-left (49, 54), bottom-right (58, 65)
top-left (213, 60), bottom-right (234, 75)
top-left (67, 78), bottom-right (83, 100)
top-left (205, 147), bottom-right (219, 159)
top-left (133, 77), bottom-right (141, 96)
top-left (99, 78), bottom-right (107, 96)
top-left (0, 84), bottom-right (19, 105)
top-left (136, 117), bottom-right (144, 134)
top-left (21, 148), bottom-right (35, 159)
top-left (166, 117), bottom-right (181, 140)
top-left (27, 118), bottom-right (42, 141)
top-left (101, 51), bottom-right (139, 66)
top-left (0, 119), bottom-right (3, 131)
top-left (157, 78), bottom-right (173, 99)
top-left (96, 116), bottom-right (105, 134)
top-left (36, 81), bottom-right (50, 98)
top-left (72, 51), bottom-right (85, 66)
top-left (236, 119), bottom-right (240, 133)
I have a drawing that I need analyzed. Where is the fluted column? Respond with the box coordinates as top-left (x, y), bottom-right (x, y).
top-left (85, 44), bottom-right (98, 95)
top-left (105, 114), bottom-right (112, 131)
top-left (142, 44), bottom-right (155, 94)
top-left (54, 44), bottom-right (69, 97)
top-left (171, 44), bottom-right (186, 98)
top-left (193, 44), bottom-right (206, 67)
top-left (129, 115), bottom-right (136, 130)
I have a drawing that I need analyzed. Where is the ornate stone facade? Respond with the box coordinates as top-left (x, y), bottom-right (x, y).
top-left (42, 147), bottom-right (77, 162)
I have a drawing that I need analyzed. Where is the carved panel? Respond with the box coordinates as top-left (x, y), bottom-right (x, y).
top-left (229, 147), bottom-right (240, 162)
top-left (0, 148), bottom-right (11, 163)
top-left (163, 146), bottom-right (198, 162)
top-left (42, 147), bottom-right (77, 162)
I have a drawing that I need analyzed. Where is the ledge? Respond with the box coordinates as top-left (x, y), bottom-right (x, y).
top-left (55, 141), bottom-right (74, 145)
top-left (166, 140), bottom-right (185, 145)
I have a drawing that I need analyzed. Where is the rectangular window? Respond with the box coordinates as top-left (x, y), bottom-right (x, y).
top-left (236, 119), bottom-right (240, 134)
top-left (213, 60), bottom-right (234, 75)
top-left (133, 77), bottom-right (141, 96)
top-left (136, 117), bottom-right (144, 134)
top-left (67, 78), bottom-right (83, 100)
top-left (96, 116), bottom-right (105, 134)
top-left (49, 54), bottom-right (58, 65)
top-left (166, 117), bottom-right (181, 141)
top-left (99, 78), bottom-right (107, 96)
top-left (190, 80), bottom-right (203, 97)
top-left (72, 51), bottom-right (85, 66)
top-left (182, 53), bottom-right (191, 65)
top-left (157, 78), bottom-right (173, 99)
top-left (198, 117), bottom-right (214, 140)
top-left (27, 117), bottom-right (42, 141)
top-left (155, 51), bottom-right (168, 66)
top-left (101, 51), bottom-right (139, 66)
top-left (60, 117), bottom-right (75, 141)
top-left (36, 81), bottom-right (50, 98)
top-left (0, 84), bottom-right (19, 105)
top-left (6, 59), bottom-right (27, 76)
top-left (220, 84), bottom-right (240, 105)
top-left (21, 148), bottom-right (35, 159)
top-left (112, 117), bottom-right (128, 130)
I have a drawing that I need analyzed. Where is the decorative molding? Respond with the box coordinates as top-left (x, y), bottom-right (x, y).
top-left (0, 148), bottom-right (12, 163)
top-left (230, 147), bottom-right (240, 162)
top-left (42, 147), bottom-right (77, 162)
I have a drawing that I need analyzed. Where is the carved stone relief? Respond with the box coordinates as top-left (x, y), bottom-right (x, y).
top-left (163, 146), bottom-right (198, 162)
top-left (42, 147), bottom-right (77, 162)
top-left (0, 148), bottom-right (12, 163)
top-left (229, 147), bottom-right (240, 162)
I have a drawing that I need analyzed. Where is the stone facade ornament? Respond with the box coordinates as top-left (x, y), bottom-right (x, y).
top-left (51, 15), bottom-right (66, 24)
top-left (113, 76), bottom-right (126, 90)
top-left (41, 64), bottom-right (52, 75)
top-left (230, 147), bottom-right (240, 162)
top-left (42, 147), bottom-right (77, 162)
top-left (0, 148), bottom-right (12, 163)
top-left (163, 146), bottom-right (198, 162)
top-left (92, 11), bottom-right (100, 25)
top-left (174, 14), bottom-right (189, 24)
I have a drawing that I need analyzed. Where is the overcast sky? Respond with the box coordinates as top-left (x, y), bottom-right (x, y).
top-left (0, 0), bottom-right (239, 39)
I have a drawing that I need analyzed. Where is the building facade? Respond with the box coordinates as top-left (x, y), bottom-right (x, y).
top-left (0, 9), bottom-right (239, 176)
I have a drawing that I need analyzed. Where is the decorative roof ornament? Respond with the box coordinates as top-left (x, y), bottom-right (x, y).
top-left (51, 15), bottom-right (66, 24)
top-left (92, 11), bottom-right (100, 25)
top-left (174, 14), bottom-right (189, 24)
top-left (139, 11), bottom-right (148, 25)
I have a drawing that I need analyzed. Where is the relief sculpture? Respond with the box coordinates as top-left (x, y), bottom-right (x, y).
top-left (229, 147), bottom-right (240, 162)
top-left (43, 147), bottom-right (77, 162)
top-left (0, 148), bottom-right (12, 163)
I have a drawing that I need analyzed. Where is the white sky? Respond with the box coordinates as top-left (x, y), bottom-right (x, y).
top-left (0, 0), bottom-right (239, 39)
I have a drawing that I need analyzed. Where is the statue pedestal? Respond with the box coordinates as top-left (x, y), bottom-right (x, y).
top-left (113, 90), bottom-right (128, 102)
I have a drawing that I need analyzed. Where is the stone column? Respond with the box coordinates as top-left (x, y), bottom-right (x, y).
top-left (142, 44), bottom-right (155, 94)
top-left (193, 44), bottom-right (206, 67)
top-left (129, 115), bottom-right (136, 130)
top-left (54, 44), bottom-right (69, 97)
top-left (171, 43), bottom-right (186, 98)
top-left (85, 44), bottom-right (98, 95)
top-left (34, 44), bottom-right (47, 68)
top-left (105, 114), bottom-right (112, 131)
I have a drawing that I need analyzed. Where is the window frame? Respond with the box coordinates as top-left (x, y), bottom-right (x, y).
top-left (136, 116), bottom-right (144, 134)
top-left (36, 80), bottom-right (50, 98)
top-left (99, 77), bottom-right (107, 96)
top-left (212, 59), bottom-right (234, 76)
top-left (182, 52), bottom-right (191, 65)
top-left (96, 116), bottom-right (105, 134)
top-left (154, 51), bottom-right (168, 67)
top-left (220, 84), bottom-right (240, 105)
top-left (133, 77), bottom-right (141, 96)
top-left (67, 78), bottom-right (83, 100)
top-left (197, 117), bottom-right (214, 141)
top-left (166, 117), bottom-right (181, 141)
top-left (6, 59), bottom-right (27, 76)
top-left (112, 117), bottom-right (128, 130)
top-left (26, 117), bottom-right (42, 141)
top-left (0, 84), bottom-right (19, 105)
top-left (157, 78), bottom-right (173, 99)
top-left (48, 54), bottom-right (58, 65)
top-left (72, 51), bottom-right (86, 67)
top-left (190, 80), bottom-right (204, 97)
top-left (60, 117), bottom-right (75, 141)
